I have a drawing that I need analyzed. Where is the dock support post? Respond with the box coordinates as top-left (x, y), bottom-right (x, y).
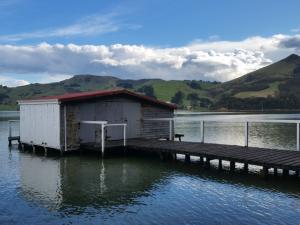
top-left (282, 169), bottom-right (289, 176)
top-left (200, 121), bottom-right (204, 143)
top-left (218, 159), bottom-right (222, 170)
top-left (172, 153), bottom-right (177, 160)
top-left (262, 167), bottom-right (269, 177)
top-left (199, 156), bottom-right (204, 165)
top-left (244, 163), bottom-right (249, 173)
top-left (244, 122), bottom-right (249, 147)
top-left (297, 123), bottom-right (299, 151)
top-left (230, 161), bottom-right (235, 171)
top-left (205, 158), bottom-right (211, 168)
top-left (32, 145), bottom-right (35, 154)
top-left (185, 154), bottom-right (190, 162)
top-left (273, 168), bottom-right (278, 176)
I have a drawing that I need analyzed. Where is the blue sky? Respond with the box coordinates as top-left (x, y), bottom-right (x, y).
top-left (0, 0), bottom-right (300, 86)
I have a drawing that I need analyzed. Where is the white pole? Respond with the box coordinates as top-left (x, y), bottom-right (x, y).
top-left (200, 121), bottom-right (204, 143)
top-left (101, 124), bottom-right (105, 155)
top-left (244, 121), bottom-right (249, 147)
top-left (123, 124), bottom-right (127, 146)
top-left (297, 123), bottom-right (299, 151)
top-left (64, 105), bottom-right (67, 152)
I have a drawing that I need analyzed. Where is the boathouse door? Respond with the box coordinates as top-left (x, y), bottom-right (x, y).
top-left (102, 101), bottom-right (141, 140)
top-left (94, 101), bottom-right (141, 141)
top-left (121, 102), bottom-right (141, 139)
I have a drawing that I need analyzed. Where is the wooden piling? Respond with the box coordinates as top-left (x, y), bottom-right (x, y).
top-left (230, 161), bottom-right (235, 171)
top-left (218, 159), bottom-right (222, 170)
top-left (244, 163), bottom-right (249, 173)
top-left (205, 158), bottom-right (211, 168)
top-left (282, 169), bottom-right (289, 176)
top-left (199, 156), bottom-right (204, 165)
top-left (172, 153), bottom-right (177, 160)
top-left (185, 154), bottom-right (190, 162)
top-left (262, 167), bottom-right (269, 177)
top-left (274, 168), bottom-right (278, 176)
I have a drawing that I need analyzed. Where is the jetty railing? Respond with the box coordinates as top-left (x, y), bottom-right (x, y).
top-left (80, 121), bottom-right (127, 154)
top-left (145, 118), bottom-right (300, 151)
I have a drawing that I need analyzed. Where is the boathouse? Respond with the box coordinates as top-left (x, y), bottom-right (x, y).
top-left (18, 89), bottom-right (176, 153)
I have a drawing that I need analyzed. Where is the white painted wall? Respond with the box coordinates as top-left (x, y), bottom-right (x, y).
top-left (20, 103), bottom-right (61, 149)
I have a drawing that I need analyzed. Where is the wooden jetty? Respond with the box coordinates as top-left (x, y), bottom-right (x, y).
top-left (97, 138), bottom-right (300, 177)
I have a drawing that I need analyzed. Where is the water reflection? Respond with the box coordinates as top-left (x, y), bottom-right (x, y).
top-left (19, 154), bottom-right (165, 212)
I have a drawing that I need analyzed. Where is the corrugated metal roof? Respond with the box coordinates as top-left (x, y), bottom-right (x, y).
top-left (19, 89), bottom-right (177, 109)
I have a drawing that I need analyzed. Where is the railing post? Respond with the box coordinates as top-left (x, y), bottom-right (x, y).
top-left (101, 124), bottom-right (105, 156)
top-left (169, 119), bottom-right (174, 141)
top-left (200, 120), bottom-right (204, 143)
top-left (244, 121), bottom-right (249, 147)
top-left (297, 123), bottom-right (299, 151)
top-left (8, 121), bottom-right (12, 138)
top-left (123, 124), bottom-right (127, 146)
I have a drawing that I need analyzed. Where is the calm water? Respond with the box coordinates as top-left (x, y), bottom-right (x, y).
top-left (1, 112), bottom-right (300, 225)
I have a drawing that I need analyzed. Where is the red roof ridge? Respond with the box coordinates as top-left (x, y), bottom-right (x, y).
top-left (19, 89), bottom-right (177, 109)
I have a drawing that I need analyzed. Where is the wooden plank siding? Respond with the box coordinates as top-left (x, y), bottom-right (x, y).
top-left (141, 104), bottom-right (173, 139)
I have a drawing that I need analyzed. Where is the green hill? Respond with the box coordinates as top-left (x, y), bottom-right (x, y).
top-left (0, 75), bottom-right (217, 110)
top-left (209, 54), bottom-right (300, 110)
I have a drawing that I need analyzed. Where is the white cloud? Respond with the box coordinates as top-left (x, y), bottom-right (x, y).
top-left (0, 75), bottom-right (29, 87)
top-left (0, 13), bottom-right (123, 42)
top-left (0, 33), bottom-right (300, 86)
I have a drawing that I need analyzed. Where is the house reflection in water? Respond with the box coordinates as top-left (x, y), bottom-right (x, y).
top-left (19, 153), bottom-right (165, 211)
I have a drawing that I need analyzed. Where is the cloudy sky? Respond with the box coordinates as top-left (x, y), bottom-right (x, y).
top-left (1, 0), bottom-right (300, 87)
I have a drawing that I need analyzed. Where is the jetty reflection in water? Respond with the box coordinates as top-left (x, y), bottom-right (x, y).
top-left (19, 153), bottom-right (165, 212)
top-left (19, 151), bottom-right (300, 211)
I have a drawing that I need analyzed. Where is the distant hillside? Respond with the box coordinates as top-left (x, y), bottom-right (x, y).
top-left (1, 54), bottom-right (300, 111)
top-left (208, 54), bottom-right (300, 110)
top-left (0, 75), bottom-right (217, 110)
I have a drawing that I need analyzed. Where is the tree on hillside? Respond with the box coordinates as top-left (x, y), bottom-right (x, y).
top-left (187, 80), bottom-right (202, 89)
top-left (137, 85), bottom-right (156, 98)
top-left (171, 91), bottom-right (185, 106)
top-left (187, 93), bottom-right (200, 108)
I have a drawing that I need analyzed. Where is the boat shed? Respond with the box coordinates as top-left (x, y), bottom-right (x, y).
top-left (18, 89), bottom-right (176, 153)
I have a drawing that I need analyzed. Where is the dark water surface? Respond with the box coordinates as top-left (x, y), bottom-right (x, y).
top-left (1, 112), bottom-right (300, 225)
